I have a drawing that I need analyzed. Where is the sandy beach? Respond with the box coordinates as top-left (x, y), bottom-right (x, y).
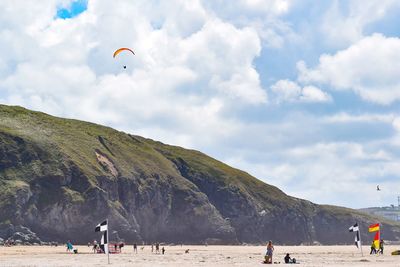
top-left (1, 245), bottom-right (399, 267)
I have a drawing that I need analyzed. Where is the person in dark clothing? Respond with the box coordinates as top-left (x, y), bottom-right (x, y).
top-left (370, 241), bottom-right (377, 254)
top-left (162, 247), bottom-right (165, 255)
top-left (284, 253), bottom-right (291, 263)
top-left (133, 243), bottom-right (137, 253)
top-left (284, 253), bottom-right (296, 264)
top-left (379, 239), bottom-right (384, 254)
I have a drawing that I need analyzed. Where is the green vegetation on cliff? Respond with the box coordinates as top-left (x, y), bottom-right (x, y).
top-left (0, 104), bottom-right (399, 244)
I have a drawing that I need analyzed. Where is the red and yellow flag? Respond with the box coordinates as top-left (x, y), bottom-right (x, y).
top-left (373, 232), bottom-right (380, 248)
top-left (369, 223), bottom-right (380, 232)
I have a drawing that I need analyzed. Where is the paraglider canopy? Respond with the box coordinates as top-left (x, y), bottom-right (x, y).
top-left (113, 48), bottom-right (135, 58)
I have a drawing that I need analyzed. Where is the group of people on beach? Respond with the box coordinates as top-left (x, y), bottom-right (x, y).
top-left (370, 239), bottom-right (384, 254)
top-left (263, 240), bottom-right (297, 264)
top-left (3, 239), bottom-right (16, 246)
top-left (151, 242), bottom-right (165, 254)
top-left (263, 237), bottom-right (385, 264)
top-left (85, 240), bottom-right (166, 255)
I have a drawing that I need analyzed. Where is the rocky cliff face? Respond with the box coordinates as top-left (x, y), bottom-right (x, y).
top-left (0, 104), bottom-right (400, 245)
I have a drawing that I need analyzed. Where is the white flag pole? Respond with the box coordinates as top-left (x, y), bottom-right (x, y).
top-left (107, 219), bottom-right (110, 264)
top-left (358, 223), bottom-right (363, 257)
top-left (379, 222), bottom-right (382, 254)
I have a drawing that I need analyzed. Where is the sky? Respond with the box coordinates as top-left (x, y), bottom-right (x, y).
top-left (1, 0), bottom-right (400, 209)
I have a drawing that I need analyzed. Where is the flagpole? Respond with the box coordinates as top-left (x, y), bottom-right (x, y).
top-left (379, 222), bottom-right (381, 254)
top-left (358, 222), bottom-right (363, 257)
top-left (107, 219), bottom-right (110, 264)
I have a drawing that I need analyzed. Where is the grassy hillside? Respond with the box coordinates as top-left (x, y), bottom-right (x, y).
top-left (1, 104), bottom-right (399, 244)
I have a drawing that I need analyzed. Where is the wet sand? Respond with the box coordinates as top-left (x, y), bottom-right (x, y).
top-left (1, 245), bottom-right (399, 266)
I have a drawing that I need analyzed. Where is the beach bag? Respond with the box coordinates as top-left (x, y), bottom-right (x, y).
top-left (391, 250), bottom-right (400, 255)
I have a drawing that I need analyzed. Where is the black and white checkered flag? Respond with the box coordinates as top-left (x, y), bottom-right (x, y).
top-left (349, 223), bottom-right (361, 248)
top-left (95, 220), bottom-right (108, 232)
top-left (95, 220), bottom-right (109, 255)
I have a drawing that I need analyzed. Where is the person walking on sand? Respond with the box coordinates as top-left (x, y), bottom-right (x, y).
top-left (151, 244), bottom-right (154, 253)
top-left (92, 240), bottom-right (98, 253)
top-left (264, 240), bottom-right (274, 264)
top-left (379, 239), bottom-right (384, 254)
top-left (156, 242), bottom-right (160, 254)
top-left (162, 247), bottom-right (165, 255)
top-left (370, 241), bottom-right (377, 254)
top-left (133, 243), bottom-right (137, 253)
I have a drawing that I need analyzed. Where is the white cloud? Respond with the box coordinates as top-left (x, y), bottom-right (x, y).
top-left (270, 79), bottom-right (300, 102)
top-left (270, 79), bottom-right (331, 103)
top-left (320, 0), bottom-right (400, 47)
top-left (204, 0), bottom-right (291, 18)
top-left (324, 112), bottom-right (395, 124)
top-left (300, 85), bottom-right (331, 102)
top-left (298, 34), bottom-right (400, 105)
top-left (393, 117), bottom-right (400, 132)
top-left (201, 0), bottom-right (297, 49)
top-left (225, 139), bottom-right (397, 208)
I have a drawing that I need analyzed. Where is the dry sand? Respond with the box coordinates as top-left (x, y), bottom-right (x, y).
top-left (1, 245), bottom-right (399, 267)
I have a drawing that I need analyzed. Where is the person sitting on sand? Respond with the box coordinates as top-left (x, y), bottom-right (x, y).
top-left (264, 240), bottom-right (274, 264)
top-left (284, 253), bottom-right (291, 263)
top-left (284, 253), bottom-right (296, 264)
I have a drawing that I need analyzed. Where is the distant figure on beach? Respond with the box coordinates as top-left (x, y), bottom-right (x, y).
top-left (5, 239), bottom-right (15, 247)
top-left (156, 243), bottom-right (160, 254)
top-left (92, 240), bottom-right (98, 253)
top-left (370, 241), bottom-right (377, 254)
top-left (284, 253), bottom-right (296, 264)
top-left (133, 243), bottom-right (137, 253)
top-left (379, 239), bottom-right (384, 254)
top-left (162, 247), bottom-right (165, 255)
top-left (284, 253), bottom-right (291, 263)
top-left (264, 240), bottom-right (274, 264)
top-left (185, 249), bottom-right (190, 254)
top-left (66, 240), bottom-right (73, 252)
top-left (151, 244), bottom-right (154, 252)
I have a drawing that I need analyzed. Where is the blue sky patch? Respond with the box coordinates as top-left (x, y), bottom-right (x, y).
top-left (56, 0), bottom-right (88, 19)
